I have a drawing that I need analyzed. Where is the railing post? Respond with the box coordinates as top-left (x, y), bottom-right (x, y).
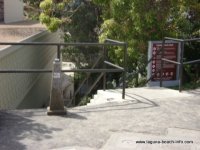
top-left (122, 43), bottom-right (128, 99)
top-left (103, 46), bottom-right (106, 91)
top-left (73, 95), bottom-right (76, 106)
top-left (57, 45), bottom-right (61, 60)
top-left (160, 39), bottom-right (165, 87)
top-left (47, 58), bottom-right (67, 115)
top-left (179, 41), bottom-right (184, 92)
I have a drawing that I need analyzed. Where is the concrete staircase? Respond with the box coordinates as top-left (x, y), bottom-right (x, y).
top-left (87, 87), bottom-right (193, 106)
top-left (87, 89), bottom-right (125, 106)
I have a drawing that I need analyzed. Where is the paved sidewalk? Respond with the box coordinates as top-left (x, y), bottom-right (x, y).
top-left (0, 87), bottom-right (199, 150)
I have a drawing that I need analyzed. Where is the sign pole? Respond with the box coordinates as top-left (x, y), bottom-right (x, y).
top-left (179, 42), bottom-right (184, 92)
top-left (160, 39), bottom-right (165, 87)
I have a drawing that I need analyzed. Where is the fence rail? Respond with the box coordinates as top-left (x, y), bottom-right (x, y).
top-left (0, 68), bottom-right (124, 73)
top-left (160, 37), bottom-right (200, 92)
top-left (0, 39), bottom-right (127, 105)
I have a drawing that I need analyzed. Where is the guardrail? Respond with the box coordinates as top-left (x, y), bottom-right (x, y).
top-left (0, 39), bottom-right (128, 107)
top-left (160, 37), bottom-right (200, 92)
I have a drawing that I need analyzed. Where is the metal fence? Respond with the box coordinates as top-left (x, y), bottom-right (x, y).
top-left (0, 39), bottom-right (128, 106)
top-left (160, 37), bottom-right (200, 92)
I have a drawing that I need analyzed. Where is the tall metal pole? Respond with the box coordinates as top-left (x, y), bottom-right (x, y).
top-left (179, 41), bottom-right (184, 92)
top-left (160, 39), bottom-right (165, 87)
top-left (103, 46), bottom-right (106, 91)
top-left (122, 43), bottom-right (128, 99)
top-left (57, 45), bottom-right (61, 60)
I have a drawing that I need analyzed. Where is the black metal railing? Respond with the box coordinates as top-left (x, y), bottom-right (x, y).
top-left (0, 39), bottom-right (127, 105)
top-left (160, 37), bottom-right (200, 92)
top-left (72, 55), bottom-right (103, 104)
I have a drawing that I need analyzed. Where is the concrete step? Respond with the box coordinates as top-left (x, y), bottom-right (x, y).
top-left (87, 87), bottom-right (193, 106)
top-left (87, 89), bottom-right (128, 106)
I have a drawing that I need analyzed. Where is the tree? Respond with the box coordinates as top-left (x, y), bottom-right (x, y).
top-left (23, 0), bottom-right (101, 41)
top-left (93, 0), bottom-right (199, 86)
top-left (172, 0), bottom-right (200, 84)
top-left (38, 0), bottom-right (73, 32)
top-left (24, 0), bottom-right (199, 87)
top-left (61, 0), bottom-right (102, 64)
top-left (93, 0), bottom-right (178, 86)
top-left (64, 1), bottom-right (101, 42)
top-left (23, 0), bottom-right (42, 19)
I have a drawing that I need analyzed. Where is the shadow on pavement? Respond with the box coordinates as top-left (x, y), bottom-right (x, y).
top-left (75, 92), bottom-right (159, 113)
top-left (0, 111), bottom-right (61, 150)
top-left (59, 112), bottom-right (87, 120)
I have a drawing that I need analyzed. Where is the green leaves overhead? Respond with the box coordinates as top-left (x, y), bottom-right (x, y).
top-left (39, 0), bottom-right (72, 32)
top-left (94, 0), bottom-right (199, 86)
top-left (40, 0), bottom-right (53, 10)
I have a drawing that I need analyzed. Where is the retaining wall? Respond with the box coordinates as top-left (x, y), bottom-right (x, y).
top-left (0, 31), bottom-right (60, 109)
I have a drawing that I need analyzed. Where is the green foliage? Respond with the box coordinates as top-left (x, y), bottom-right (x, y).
top-left (24, 0), bottom-right (199, 88)
top-left (24, 0), bottom-right (101, 42)
top-left (106, 79), bottom-right (117, 89)
top-left (40, 0), bottom-right (52, 10)
top-left (173, 0), bottom-right (200, 84)
top-left (169, 0), bottom-right (200, 38)
top-left (39, 13), bottom-right (50, 24)
top-left (48, 17), bottom-right (63, 32)
top-left (94, 0), bottom-right (200, 87)
top-left (23, 0), bottom-right (43, 19)
top-left (170, 79), bottom-right (200, 90)
top-left (38, 0), bottom-right (73, 32)
top-left (64, 1), bottom-right (101, 42)
top-left (78, 96), bottom-right (91, 106)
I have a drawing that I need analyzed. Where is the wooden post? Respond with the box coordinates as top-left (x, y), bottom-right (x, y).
top-left (47, 59), bottom-right (67, 115)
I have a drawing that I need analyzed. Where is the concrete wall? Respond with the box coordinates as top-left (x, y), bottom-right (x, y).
top-left (0, 31), bottom-right (60, 109)
top-left (4, 0), bottom-right (24, 23)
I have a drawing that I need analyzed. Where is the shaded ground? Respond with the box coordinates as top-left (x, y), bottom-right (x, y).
top-left (0, 87), bottom-right (199, 150)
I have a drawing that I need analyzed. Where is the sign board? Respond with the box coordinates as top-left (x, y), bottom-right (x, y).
top-left (147, 41), bottom-right (180, 87)
top-left (151, 43), bottom-right (178, 81)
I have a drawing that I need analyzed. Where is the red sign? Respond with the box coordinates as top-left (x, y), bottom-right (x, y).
top-left (151, 43), bottom-right (178, 81)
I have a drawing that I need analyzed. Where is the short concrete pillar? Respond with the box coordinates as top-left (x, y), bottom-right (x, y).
top-left (47, 59), bottom-right (67, 115)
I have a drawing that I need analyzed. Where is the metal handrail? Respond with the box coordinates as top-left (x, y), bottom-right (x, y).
top-left (84, 72), bottom-right (105, 99)
top-left (104, 61), bottom-right (125, 70)
top-left (105, 39), bottom-right (128, 98)
top-left (73, 55), bottom-right (103, 101)
top-left (165, 37), bottom-right (200, 42)
top-left (0, 42), bottom-right (126, 46)
top-left (0, 68), bottom-right (124, 73)
top-left (160, 37), bottom-right (200, 92)
top-left (0, 39), bottom-right (127, 105)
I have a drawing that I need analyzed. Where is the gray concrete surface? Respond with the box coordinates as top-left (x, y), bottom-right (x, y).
top-left (87, 87), bottom-right (193, 106)
top-left (0, 87), bottom-right (199, 150)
